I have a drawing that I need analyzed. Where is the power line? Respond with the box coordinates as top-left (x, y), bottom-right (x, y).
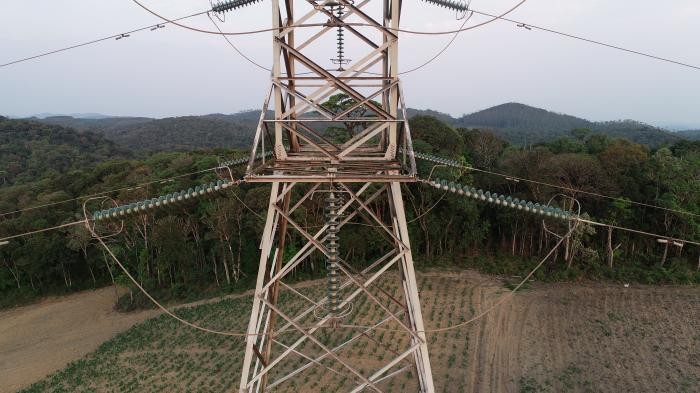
top-left (88, 209), bottom-right (266, 337)
top-left (577, 218), bottom-right (700, 247)
top-left (6, 2), bottom-right (698, 74)
top-left (414, 151), bottom-right (700, 218)
top-left (0, 220), bottom-right (87, 242)
top-left (135, 0), bottom-right (700, 72)
top-left (89, 218), bottom-right (390, 338)
top-left (0, 154), bottom-right (258, 218)
top-left (466, 8), bottom-right (700, 72)
top-left (207, 13), bottom-right (270, 72)
top-left (426, 176), bottom-right (700, 247)
top-left (0, 11), bottom-right (207, 68)
top-left (0, 153), bottom-right (270, 241)
top-left (0, 167), bottom-right (215, 217)
top-left (341, 223), bottom-right (577, 333)
top-left (398, 0), bottom-right (528, 75)
top-left (207, 0), bottom-right (530, 75)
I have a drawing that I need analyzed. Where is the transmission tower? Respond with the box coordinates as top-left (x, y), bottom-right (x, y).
top-left (235, 1), bottom-right (466, 391)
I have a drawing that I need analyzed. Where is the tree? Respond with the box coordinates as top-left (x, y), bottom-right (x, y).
top-left (410, 116), bottom-right (463, 155)
top-left (204, 198), bottom-right (244, 285)
top-left (1, 244), bottom-right (21, 289)
top-left (462, 129), bottom-right (507, 169)
top-left (321, 93), bottom-right (375, 137)
top-left (604, 199), bottom-right (632, 268)
top-left (66, 225), bottom-right (96, 286)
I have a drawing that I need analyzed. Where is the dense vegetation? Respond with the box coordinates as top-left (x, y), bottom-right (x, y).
top-left (34, 103), bottom-right (688, 155)
top-left (677, 129), bottom-right (700, 141)
top-left (0, 117), bottom-right (127, 185)
top-left (1, 115), bottom-right (698, 310)
top-left (37, 114), bottom-right (257, 152)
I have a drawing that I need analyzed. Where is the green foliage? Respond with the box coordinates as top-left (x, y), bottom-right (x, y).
top-left (676, 129), bottom-right (700, 141)
top-left (1, 114), bottom-right (698, 312)
top-left (36, 113), bottom-right (257, 152)
top-left (0, 118), bottom-right (127, 185)
top-left (409, 115), bottom-right (463, 154)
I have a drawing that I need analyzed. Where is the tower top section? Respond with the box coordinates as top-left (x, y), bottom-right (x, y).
top-left (245, 0), bottom-right (417, 183)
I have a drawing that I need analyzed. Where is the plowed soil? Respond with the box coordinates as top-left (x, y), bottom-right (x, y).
top-left (3, 271), bottom-right (699, 392)
top-left (0, 287), bottom-right (156, 393)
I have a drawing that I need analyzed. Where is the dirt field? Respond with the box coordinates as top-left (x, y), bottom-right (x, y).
top-left (5, 271), bottom-right (700, 392)
top-left (0, 287), bottom-right (157, 393)
top-left (455, 273), bottom-right (700, 392)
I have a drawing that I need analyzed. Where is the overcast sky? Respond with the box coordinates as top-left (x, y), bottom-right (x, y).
top-left (2, 0), bottom-right (699, 128)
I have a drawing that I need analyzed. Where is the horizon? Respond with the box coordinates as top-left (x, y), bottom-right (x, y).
top-left (2, 0), bottom-right (699, 128)
top-left (6, 102), bottom-right (700, 131)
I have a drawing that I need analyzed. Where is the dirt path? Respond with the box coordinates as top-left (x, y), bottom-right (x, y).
top-left (0, 287), bottom-right (157, 393)
top-left (0, 279), bottom-right (325, 393)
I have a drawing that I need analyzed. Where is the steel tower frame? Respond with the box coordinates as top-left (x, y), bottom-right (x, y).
top-left (240, 1), bottom-right (435, 391)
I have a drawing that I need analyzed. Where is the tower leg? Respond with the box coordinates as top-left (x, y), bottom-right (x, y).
top-left (388, 182), bottom-right (436, 393)
top-left (239, 182), bottom-right (282, 393)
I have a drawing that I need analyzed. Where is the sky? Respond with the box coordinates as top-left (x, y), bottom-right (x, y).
top-left (1, 0), bottom-right (700, 129)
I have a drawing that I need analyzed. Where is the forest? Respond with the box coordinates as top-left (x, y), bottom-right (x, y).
top-left (0, 114), bottom-right (698, 310)
top-left (33, 102), bottom-right (686, 154)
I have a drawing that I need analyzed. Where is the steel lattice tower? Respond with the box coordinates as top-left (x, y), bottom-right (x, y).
top-left (240, 1), bottom-right (435, 391)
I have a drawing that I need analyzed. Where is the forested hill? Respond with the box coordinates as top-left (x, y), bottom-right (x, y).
top-left (32, 104), bottom-right (687, 152)
top-left (35, 113), bottom-right (259, 152)
top-left (0, 117), bottom-right (127, 185)
top-left (457, 103), bottom-right (591, 135)
top-left (677, 129), bottom-right (700, 141)
top-left (411, 103), bottom-right (682, 147)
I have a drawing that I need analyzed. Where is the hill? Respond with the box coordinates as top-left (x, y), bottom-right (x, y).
top-left (31, 103), bottom-right (684, 152)
top-left (451, 103), bottom-right (682, 146)
top-left (677, 129), bottom-right (700, 140)
top-left (0, 117), bottom-right (127, 185)
top-left (456, 102), bottom-right (591, 136)
top-left (36, 114), bottom-right (257, 152)
top-left (32, 104), bottom-right (687, 151)
top-left (35, 116), bottom-right (153, 134)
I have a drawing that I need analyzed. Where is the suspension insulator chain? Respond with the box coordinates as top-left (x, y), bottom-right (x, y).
top-left (329, 4), bottom-right (352, 71)
top-left (421, 0), bottom-right (469, 12)
top-left (325, 191), bottom-right (341, 323)
top-left (211, 0), bottom-right (262, 14)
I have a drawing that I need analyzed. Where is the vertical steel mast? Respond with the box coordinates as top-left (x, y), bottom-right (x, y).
top-left (240, 1), bottom-right (434, 391)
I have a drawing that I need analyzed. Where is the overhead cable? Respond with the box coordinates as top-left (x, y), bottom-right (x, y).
top-left (414, 151), bottom-right (700, 218)
top-left (340, 222), bottom-right (577, 333)
top-left (466, 8), bottom-right (700, 72)
top-left (133, 0), bottom-right (700, 72)
top-left (6, 1), bottom-right (697, 73)
top-left (0, 220), bottom-right (87, 243)
top-left (427, 177), bottom-right (574, 220)
top-left (0, 11), bottom-right (207, 68)
top-left (397, 0), bottom-right (528, 75)
top-left (0, 154), bottom-right (271, 241)
top-left (87, 203), bottom-right (275, 338)
top-left (426, 175), bottom-right (700, 247)
top-left (0, 167), bottom-right (214, 218)
top-left (0, 154), bottom-right (261, 218)
top-left (207, 13), bottom-right (271, 72)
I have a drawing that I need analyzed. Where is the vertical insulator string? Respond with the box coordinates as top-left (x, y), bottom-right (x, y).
top-left (329, 3), bottom-right (352, 71)
top-left (325, 190), bottom-right (341, 319)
